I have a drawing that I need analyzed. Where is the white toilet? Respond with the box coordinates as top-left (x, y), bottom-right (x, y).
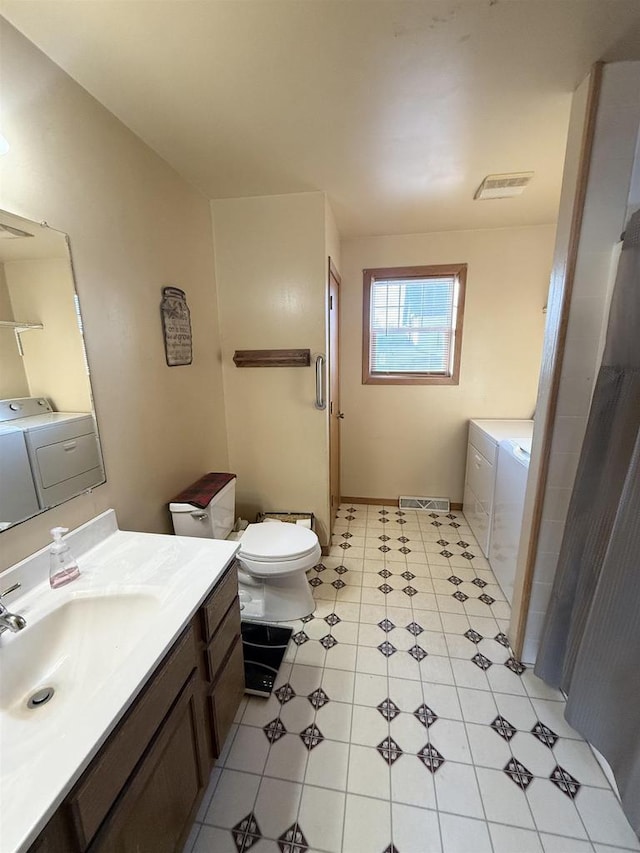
top-left (169, 475), bottom-right (319, 622)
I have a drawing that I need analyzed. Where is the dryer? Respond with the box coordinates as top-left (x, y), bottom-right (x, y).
top-left (489, 438), bottom-right (532, 604)
top-left (0, 397), bottom-right (103, 510)
top-left (463, 418), bottom-right (533, 557)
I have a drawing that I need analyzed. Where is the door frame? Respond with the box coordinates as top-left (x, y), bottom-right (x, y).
top-left (328, 257), bottom-right (341, 535)
top-left (510, 64), bottom-right (602, 658)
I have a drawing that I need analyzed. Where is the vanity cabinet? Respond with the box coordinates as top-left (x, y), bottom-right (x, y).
top-left (210, 638), bottom-right (245, 756)
top-left (199, 558), bottom-right (244, 761)
top-left (87, 671), bottom-right (206, 853)
top-left (28, 563), bottom-right (244, 853)
top-left (28, 813), bottom-right (73, 853)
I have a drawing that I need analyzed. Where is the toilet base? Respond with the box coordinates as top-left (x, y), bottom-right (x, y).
top-left (237, 569), bottom-right (315, 622)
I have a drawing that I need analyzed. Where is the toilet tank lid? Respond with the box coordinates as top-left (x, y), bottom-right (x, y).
top-left (240, 521), bottom-right (318, 561)
top-left (170, 472), bottom-right (236, 509)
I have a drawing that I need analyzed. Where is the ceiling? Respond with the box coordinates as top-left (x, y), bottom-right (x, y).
top-left (2, 1), bottom-right (640, 237)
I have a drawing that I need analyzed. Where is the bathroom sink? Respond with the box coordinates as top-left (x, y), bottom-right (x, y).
top-left (0, 590), bottom-right (162, 773)
top-left (0, 591), bottom-right (160, 716)
top-left (0, 515), bottom-right (240, 853)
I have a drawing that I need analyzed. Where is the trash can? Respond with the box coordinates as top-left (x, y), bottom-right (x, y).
top-left (256, 511), bottom-right (314, 530)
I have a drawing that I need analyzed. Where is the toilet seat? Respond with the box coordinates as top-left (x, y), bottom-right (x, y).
top-left (239, 522), bottom-right (318, 562)
top-left (237, 522), bottom-right (321, 579)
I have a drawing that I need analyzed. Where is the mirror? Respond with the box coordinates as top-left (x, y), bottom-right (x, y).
top-left (0, 210), bottom-right (105, 531)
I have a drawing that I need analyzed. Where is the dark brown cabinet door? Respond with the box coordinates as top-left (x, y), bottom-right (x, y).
top-left (29, 812), bottom-right (74, 853)
top-left (90, 672), bottom-right (207, 853)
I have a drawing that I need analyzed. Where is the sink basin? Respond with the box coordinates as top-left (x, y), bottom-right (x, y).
top-left (0, 592), bottom-right (160, 716)
top-left (0, 516), bottom-right (240, 852)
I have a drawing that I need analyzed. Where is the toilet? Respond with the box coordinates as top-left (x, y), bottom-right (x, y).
top-left (169, 474), bottom-right (319, 622)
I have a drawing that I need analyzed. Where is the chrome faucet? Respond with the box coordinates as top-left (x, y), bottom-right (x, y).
top-left (0, 582), bottom-right (26, 635)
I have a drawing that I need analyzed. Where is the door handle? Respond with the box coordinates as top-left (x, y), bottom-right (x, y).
top-left (315, 355), bottom-right (326, 410)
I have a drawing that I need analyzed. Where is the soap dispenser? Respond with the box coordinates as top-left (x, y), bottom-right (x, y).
top-left (49, 527), bottom-right (81, 588)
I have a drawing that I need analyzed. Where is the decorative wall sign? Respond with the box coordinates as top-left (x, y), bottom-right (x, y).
top-left (160, 286), bottom-right (192, 366)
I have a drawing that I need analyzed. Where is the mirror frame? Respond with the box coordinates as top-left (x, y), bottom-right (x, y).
top-left (0, 209), bottom-right (106, 532)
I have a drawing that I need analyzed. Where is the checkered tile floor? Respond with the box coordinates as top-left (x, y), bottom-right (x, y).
top-left (184, 506), bottom-right (639, 853)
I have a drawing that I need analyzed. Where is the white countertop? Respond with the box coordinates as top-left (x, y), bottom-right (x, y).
top-left (0, 513), bottom-right (239, 853)
top-left (470, 418), bottom-right (534, 444)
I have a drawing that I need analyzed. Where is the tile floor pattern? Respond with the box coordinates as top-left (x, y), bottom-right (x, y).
top-left (184, 506), bottom-right (640, 853)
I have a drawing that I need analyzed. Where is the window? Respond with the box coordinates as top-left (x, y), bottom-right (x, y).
top-left (362, 264), bottom-right (466, 385)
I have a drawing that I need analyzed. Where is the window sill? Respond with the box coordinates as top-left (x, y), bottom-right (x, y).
top-left (362, 373), bottom-right (460, 386)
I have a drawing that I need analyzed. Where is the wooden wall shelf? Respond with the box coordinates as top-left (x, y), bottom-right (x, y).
top-left (233, 349), bottom-right (311, 368)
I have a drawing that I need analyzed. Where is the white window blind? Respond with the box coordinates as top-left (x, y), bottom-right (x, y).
top-left (369, 275), bottom-right (460, 375)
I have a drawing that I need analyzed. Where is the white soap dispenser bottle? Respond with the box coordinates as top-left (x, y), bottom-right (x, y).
top-left (49, 527), bottom-right (81, 588)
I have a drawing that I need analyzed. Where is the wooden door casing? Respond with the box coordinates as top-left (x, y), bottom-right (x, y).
top-left (328, 258), bottom-right (341, 532)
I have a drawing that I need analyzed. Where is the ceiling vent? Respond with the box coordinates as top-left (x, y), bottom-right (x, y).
top-left (474, 172), bottom-right (534, 200)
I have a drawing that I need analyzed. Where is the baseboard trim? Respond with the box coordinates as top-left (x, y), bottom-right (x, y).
top-left (341, 496), bottom-right (399, 506)
top-left (340, 496), bottom-right (463, 512)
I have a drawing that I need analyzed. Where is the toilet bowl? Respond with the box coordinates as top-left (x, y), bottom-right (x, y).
top-left (231, 521), bottom-right (319, 621)
top-left (169, 474), bottom-right (318, 622)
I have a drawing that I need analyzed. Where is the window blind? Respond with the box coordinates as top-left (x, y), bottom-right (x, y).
top-left (369, 276), bottom-right (458, 375)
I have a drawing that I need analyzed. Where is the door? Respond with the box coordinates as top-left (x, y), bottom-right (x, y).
top-left (328, 258), bottom-right (341, 531)
top-left (89, 672), bottom-right (207, 853)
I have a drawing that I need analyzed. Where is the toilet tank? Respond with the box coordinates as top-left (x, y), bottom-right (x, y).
top-left (169, 478), bottom-right (236, 539)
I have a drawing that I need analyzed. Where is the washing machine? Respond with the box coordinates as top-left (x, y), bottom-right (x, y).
top-left (0, 423), bottom-right (40, 527)
top-left (489, 438), bottom-right (532, 605)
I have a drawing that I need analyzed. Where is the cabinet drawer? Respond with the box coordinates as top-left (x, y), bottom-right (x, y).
top-left (69, 626), bottom-right (197, 850)
top-left (466, 442), bottom-right (494, 514)
top-left (201, 563), bottom-right (238, 642)
top-left (88, 671), bottom-right (207, 853)
top-left (210, 637), bottom-right (245, 756)
top-left (206, 598), bottom-right (241, 682)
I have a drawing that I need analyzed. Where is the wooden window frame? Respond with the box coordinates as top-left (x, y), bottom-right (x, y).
top-left (362, 263), bottom-right (467, 386)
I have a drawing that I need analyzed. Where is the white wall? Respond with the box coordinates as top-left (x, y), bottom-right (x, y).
top-left (212, 192), bottom-right (331, 543)
top-left (4, 258), bottom-right (92, 412)
top-left (340, 225), bottom-right (555, 502)
top-left (325, 197), bottom-right (341, 273)
top-left (0, 21), bottom-right (229, 570)
top-left (0, 265), bottom-right (29, 398)
top-left (513, 62), bottom-right (640, 663)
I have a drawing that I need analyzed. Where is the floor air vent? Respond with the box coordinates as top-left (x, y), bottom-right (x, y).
top-left (399, 496), bottom-right (450, 512)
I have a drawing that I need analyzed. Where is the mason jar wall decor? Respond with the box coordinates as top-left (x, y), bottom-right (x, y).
top-left (160, 286), bottom-right (192, 366)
